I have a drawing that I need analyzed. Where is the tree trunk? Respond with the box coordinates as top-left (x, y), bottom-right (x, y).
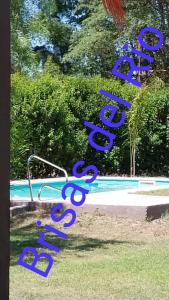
top-left (132, 144), bottom-right (136, 177)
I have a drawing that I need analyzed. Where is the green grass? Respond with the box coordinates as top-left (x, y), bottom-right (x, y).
top-left (10, 211), bottom-right (169, 300)
top-left (138, 188), bottom-right (169, 196)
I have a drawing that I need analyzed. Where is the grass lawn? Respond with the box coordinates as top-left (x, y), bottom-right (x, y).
top-left (10, 210), bottom-right (169, 300)
top-left (138, 189), bottom-right (169, 196)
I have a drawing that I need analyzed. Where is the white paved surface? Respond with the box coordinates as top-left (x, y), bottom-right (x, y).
top-left (11, 190), bottom-right (169, 208)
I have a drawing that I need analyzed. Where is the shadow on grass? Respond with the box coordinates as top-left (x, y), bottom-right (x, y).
top-left (10, 217), bottom-right (144, 266)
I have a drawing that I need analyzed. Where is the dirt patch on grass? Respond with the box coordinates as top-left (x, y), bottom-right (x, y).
top-left (137, 188), bottom-right (169, 196)
top-left (11, 210), bottom-right (169, 243)
top-left (74, 212), bottom-right (169, 242)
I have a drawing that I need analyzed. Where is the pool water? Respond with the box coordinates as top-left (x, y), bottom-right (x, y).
top-left (10, 178), bottom-right (169, 200)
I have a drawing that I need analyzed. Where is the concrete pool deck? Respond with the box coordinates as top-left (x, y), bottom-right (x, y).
top-left (10, 176), bottom-right (169, 220)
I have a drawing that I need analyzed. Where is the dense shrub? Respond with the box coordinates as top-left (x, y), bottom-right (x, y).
top-left (11, 72), bottom-right (169, 179)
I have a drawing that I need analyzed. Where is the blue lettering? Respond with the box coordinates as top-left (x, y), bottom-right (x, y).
top-left (50, 204), bottom-right (76, 228)
top-left (100, 104), bottom-right (126, 128)
top-left (84, 121), bottom-right (116, 151)
top-left (72, 160), bottom-right (98, 184)
top-left (17, 247), bottom-right (53, 278)
top-left (138, 27), bottom-right (164, 51)
top-left (62, 182), bottom-right (89, 207)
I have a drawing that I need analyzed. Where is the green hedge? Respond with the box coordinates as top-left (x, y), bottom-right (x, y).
top-left (11, 72), bottom-right (169, 179)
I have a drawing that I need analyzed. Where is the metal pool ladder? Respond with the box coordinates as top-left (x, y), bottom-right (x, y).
top-left (27, 155), bottom-right (68, 202)
top-left (138, 180), bottom-right (156, 187)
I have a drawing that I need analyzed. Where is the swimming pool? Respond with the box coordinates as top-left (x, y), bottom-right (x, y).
top-left (10, 177), bottom-right (169, 201)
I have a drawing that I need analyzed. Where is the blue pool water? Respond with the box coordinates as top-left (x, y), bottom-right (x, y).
top-left (10, 178), bottom-right (169, 200)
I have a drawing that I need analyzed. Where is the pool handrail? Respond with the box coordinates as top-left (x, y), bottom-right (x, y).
top-left (138, 180), bottom-right (156, 186)
top-left (27, 154), bottom-right (68, 202)
top-left (38, 184), bottom-right (61, 201)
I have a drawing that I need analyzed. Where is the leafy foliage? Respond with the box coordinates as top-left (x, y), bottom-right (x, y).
top-left (11, 0), bottom-right (169, 179)
top-left (11, 69), bottom-right (169, 178)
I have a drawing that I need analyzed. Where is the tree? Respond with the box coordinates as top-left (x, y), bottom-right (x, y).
top-left (126, 86), bottom-right (148, 176)
top-left (11, 0), bottom-right (37, 72)
top-left (11, 0), bottom-right (169, 178)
